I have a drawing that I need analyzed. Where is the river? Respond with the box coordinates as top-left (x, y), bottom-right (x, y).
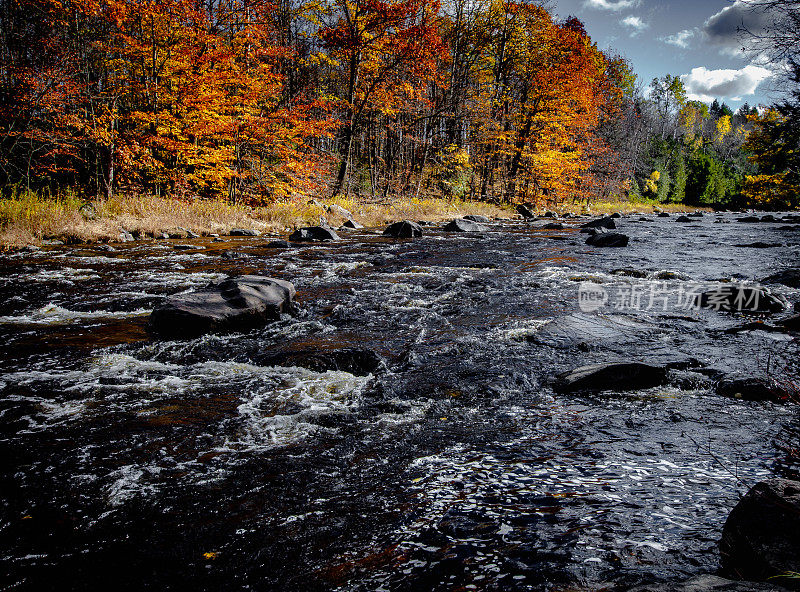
top-left (1, 212), bottom-right (798, 591)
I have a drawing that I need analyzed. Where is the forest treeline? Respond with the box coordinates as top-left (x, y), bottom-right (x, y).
top-left (0, 0), bottom-right (798, 208)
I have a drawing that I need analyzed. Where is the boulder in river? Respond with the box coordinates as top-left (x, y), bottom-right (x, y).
top-left (383, 220), bottom-right (423, 238)
top-left (444, 218), bottom-right (487, 232)
top-left (580, 216), bottom-right (616, 230)
top-left (720, 479), bottom-right (800, 589)
top-left (516, 204), bottom-right (536, 219)
top-left (696, 285), bottom-right (787, 314)
top-left (761, 268), bottom-right (800, 288)
top-left (716, 377), bottom-right (790, 402)
top-left (463, 214), bottom-right (490, 223)
top-left (625, 574), bottom-right (787, 592)
top-left (586, 232), bottom-right (629, 247)
top-left (657, 212), bottom-right (671, 217)
top-left (737, 216), bottom-right (761, 223)
top-left (553, 362), bottom-right (668, 393)
top-left (289, 226), bottom-right (340, 242)
top-left (675, 215), bottom-right (693, 223)
top-left (542, 222), bottom-right (565, 230)
top-left (148, 275), bottom-right (295, 338)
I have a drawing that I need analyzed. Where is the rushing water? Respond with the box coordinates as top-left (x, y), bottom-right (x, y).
top-left (1, 212), bottom-right (798, 591)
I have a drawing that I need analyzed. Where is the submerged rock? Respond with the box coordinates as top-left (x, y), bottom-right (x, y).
top-left (761, 268), bottom-right (800, 288)
top-left (716, 377), bottom-right (790, 402)
top-left (384, 220), bottom-right (423, 238)
top-left (289, 226), bottom-right (340, 242)
top-left (737, 216), bottom-right (761, 223)
top-left (779, 314), bottom-right (800, 331)
top-left (148, 275), bottom-right (295, 338)
top-left (697, 285), bottom-right (787, 314)
top-left (265, 239), bottom-right (291, 248)
top-left (553, 362), bottom-right (667, 393)
top-left (586, 232), bottom-right (629, 247)
top-left (657, 212), bottom-right (670, 217)
top-left (580, 216), bottom-right (616, 230)
top-left (255, 347), bottom-right (384, 376)
top-left (626, 574), bottom-right (787, 592)
top-left (443, 218), bottom-right (487, 232)
top-left (735, 242), bottom-right (782, 248)
top-left (612, 267), bottom-right (647, 278)
top-left (542, 222), bottom-right (565, 230)
top-left (720, 479), bottom-right (800, 589)
top-left (675, 215), bottom-right (693, 223)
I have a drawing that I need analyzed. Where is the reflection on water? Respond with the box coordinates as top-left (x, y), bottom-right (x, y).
top-left (0, 213), bottom-right (798, 591)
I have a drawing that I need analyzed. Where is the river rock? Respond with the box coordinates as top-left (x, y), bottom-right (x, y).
top-left (542, 222), bottom-right (565, 230)
top-left (760, 214), bottom-right (777, 222)
top-left (265, 239), bottom-right (291, 248)
top-left (516, 204), bottom-right (536, 219)
top-left (463, 214), bottom-right (490, 223)
top-left (341, 219), bottom-right (364, 229)
top-left (626, 574), bottom-right (788, 592)
top-left (720, 479), bottom-right (800, 588)
top-left (581, 216), bottom-right (616, 230)
top-left (586, 232), bottom-right (629, 247)
top-left (289, 226), bottom-right (340, 242)
top-left (119, 230), bottom-right (135, 242)
top-left (688, 211), bottom-right (704, 217)
top-left (675, 215), bottom-right (693, 222)
top-left (147, 275), bottom-right (295, 338)
top-left (609, 212), bottom-right (622, 218)
top-left (761, 268), bottom-right (800, 288)
top-left (657, 212), bottom-right (670, 217)
top-left (697, 285), bottom-right (787, 314)
top-left (384, 220), bottom-right (423, 238)
top-left (553, 362), bottom-right (667, 393)
top-left (255, 347), bottom-right (384, 376)
top-left (444, 218), bottom-right (487, 232)
top-left (230, 228), bottom-right (261, 237)
top-left (716, 377), bottom-right (789, 402)
top-left (737, 216), bottom-right (761, 223)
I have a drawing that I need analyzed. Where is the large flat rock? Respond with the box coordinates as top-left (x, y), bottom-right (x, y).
top-left (148, 275), bottom-right (295, 338)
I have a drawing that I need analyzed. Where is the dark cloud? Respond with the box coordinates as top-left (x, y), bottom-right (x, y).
top-left (702, 0), bottom-right (777, 54)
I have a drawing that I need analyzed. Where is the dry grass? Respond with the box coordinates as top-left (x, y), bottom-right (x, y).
top-left (0, 191), bottom-right (511, 248)
top-left (0, 188), bottom-right (719, 248)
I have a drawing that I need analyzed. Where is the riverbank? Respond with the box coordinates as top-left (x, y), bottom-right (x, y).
top-left (0, 191), bottom-right (700, 248)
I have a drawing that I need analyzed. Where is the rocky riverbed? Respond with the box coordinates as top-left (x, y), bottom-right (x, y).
top-left (1, 211), bottom-right (799, 591)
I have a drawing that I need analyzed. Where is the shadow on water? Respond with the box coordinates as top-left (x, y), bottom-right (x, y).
top-left (0, 213), bottom-right (799, 591)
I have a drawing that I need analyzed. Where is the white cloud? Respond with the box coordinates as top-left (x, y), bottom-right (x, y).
top-left (620, 15), bottom-right (648, 36)
top-left (680, 65), bottom-right (773, 103)
top-left (662, 28), bottom-right (696, 49)
top-left (583, 0), bottom-right (638, 11)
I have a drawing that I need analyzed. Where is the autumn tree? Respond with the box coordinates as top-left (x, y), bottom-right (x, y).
top-left (319, 0), bottom-right (447, 196)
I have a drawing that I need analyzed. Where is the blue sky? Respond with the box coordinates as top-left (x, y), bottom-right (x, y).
top-left (550, 0), bottom-right (778, 109)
